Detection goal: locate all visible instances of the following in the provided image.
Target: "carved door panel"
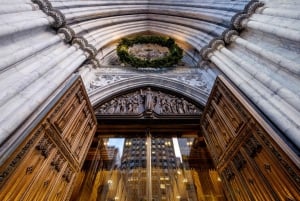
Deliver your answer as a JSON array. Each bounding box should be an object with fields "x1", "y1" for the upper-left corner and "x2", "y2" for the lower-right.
[
  {"x1": 202, "y1": 76, "x2": 300, "y2": 201},
  {"x1": 0, "y1": 76, "x2": 97, "y2": 201}
]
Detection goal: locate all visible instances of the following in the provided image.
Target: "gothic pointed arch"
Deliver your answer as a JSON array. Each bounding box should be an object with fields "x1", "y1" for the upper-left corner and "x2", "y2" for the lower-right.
[
  {"x1": 89, "y1": 75, "x2": 210, "y2": 109},
  {"x1": 94, "y1": 86, "x2": 203, "y2": 119}
]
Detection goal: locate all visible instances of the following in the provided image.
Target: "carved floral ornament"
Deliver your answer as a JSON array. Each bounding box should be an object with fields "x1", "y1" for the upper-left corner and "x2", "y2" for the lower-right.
[{"x1": 95, "y1": 88, "x2": 202, "y2": 116}]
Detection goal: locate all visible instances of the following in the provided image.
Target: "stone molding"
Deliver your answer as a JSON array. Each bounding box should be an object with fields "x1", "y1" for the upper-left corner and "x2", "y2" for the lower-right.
[
  {"x1": 85, "y1": 59, "x2": 101, "y2": 69},
  {"x1": 57, "y1": 26, "x2": 75, "y2": 43},
  {"x1": 72, "y1": 37, "x2": 88, "y2": 50},
  {"x1": 231, "y1": 13, "x2": 249, "y2": 31},
  {"x1": 200, "y1": 0, "x2": 264, "y2": 60},
  {"x1": 32, "y1": 0, "x2": 65, "y2": 28},
  {"x1": 32, "y1": 0, "x2": 99, "y2": 66},
  {"x1": 199, "y1": 45, "x2": 213, "y2": 61},
  {"x1": 222, "y1": 30, "x2": 239, "y2": 44},
  {"x1": 244, "y1": 0, "x2": 265, "y2": 15}
]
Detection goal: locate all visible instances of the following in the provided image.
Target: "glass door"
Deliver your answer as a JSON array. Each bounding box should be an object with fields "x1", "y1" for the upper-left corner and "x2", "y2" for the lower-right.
[{"x1": 79, "y1": 133, "x2": 226, "y2": 201}]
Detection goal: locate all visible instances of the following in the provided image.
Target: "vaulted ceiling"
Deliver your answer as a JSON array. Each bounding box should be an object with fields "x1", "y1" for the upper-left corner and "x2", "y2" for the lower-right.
[{"x1": 47, "y1": 0, "x2": 250, "y2": 65}]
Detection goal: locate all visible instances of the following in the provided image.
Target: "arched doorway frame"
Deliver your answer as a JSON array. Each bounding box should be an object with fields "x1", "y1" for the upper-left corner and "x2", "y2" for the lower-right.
[{"x1": 89, "y1": 75, "x2": 209, "y2": 109}]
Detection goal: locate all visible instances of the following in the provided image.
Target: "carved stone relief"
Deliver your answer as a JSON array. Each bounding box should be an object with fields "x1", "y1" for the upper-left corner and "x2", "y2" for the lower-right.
[
  {"x1": 95, "y1": 88, "x2": 201, "y2": 116},
  {"x1": 88, "y1": 67, "x2": 213, "y2": 93}
]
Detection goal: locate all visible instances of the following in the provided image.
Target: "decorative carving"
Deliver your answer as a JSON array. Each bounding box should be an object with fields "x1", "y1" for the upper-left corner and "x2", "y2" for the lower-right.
[
  {"x1": 58, "y1": 26, "x2": 75, "y2": 42},
  {"x1": 51, "y1": 153, "x2": 66, "y2": 172},
  {"x1": 72, "y1": 37, "x2": 88, "y2": 50},
  {"x1": 198, "y1": 0, "x2": 264, "y2": 60},
  {"x1": 244, "y1": 0, "x2": 265, "y2": 15},
  {"x1": 200, "y1": 45, "x2": 213, "y2": 60},
  {"x1": 222, "y1": 29, "x2": 239, "y2": 44},
  {"x1": 213, "y1": 90, "x2": 222, "y2": 104},
  {"x1": 232, "y1": 152, "x2": 246, "y2": 171},
  {"x1": 35, "y1": 136, "x2": 54, "y2": 158},
  {"x1": 143, "y1": 87, "x2": 154, "y2": 111},
  {"x1": 71, "y1": 37, "x2": 98, "y2": 59},
  {"x1": 95, "y1": 88, "x2": 201, "y2": 116},
  {"x1": 32, "y1": 0, "x2": 66, "y2": 28},
  {"x1": 255, "y1": 127, "x2": 300, "y2": 187},
  {"x1": 76, "y1": 90, "x2": 84, "y2": 103},
  {"x1": 209, "y1": 39, "x2": 225, "y2": 50},
  {"x1": 32, "y1": 0, "x2": 52, "y2": 13},
  {"x1": 243, "y1": 135, "x2": 262, "y2": 157},
  {"x1": 0, "y1": 77, "x2": 96, "y2": 200},
  {"x1": 48, "y1": 9, "x2": 66, "y2": 28},
  {"x1": 207, "y1": 106, "x2": 214, "y2": 117},
  {"x1": 84, "y1": 45, "x2": 98, "y2": 59},
  {"x1": 231, "y1": 12, "x2": 249, "y2": 30},
  {"x1": 26, "y1": 166, "x2": 34, "y2": 175},
  {"x1": 89, "y1": 69, "x2": 211, "y2": 93},
  {"x1": 0, "y1": 127, "x2": 43, "y2": 187},
  {"x1": 223, "y1": 167, "x2": 235, "y2": 181},
  {"x1": 203, "y1": 76, "x2": 300, "y2": 199},
  {"x1": 62, "y1": 166, "x2": 73, "y2": 183}
]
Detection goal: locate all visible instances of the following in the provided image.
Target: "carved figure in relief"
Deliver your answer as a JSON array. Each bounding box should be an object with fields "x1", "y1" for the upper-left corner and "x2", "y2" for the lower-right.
[
  {"x1": 127, "y1": 100, "x2": 133, "y2": 113},
  {"x1": 107, "y1": 100, "x2": 116, "y2": 114},
  {"x1": 154, "y1": 92, "x2": 162, "y2": 113},
  {"x1": 120, "y1": 97, "x2": 127, "y2": 113},
  {"x1": 115, "y1": 99, "x2": 121, "y2": 113},
  {"x1": 188, "y1": 103, "x2": 197, "y2": 114},
  {"x1": 98, "y1": 104, "x2": 106, "y2": 113},
  {"x1": 96, "y1": 88, "x2": 201, "y2": 116},
  {"x1": 142, "y1": 88, "x2": 153, "y2": 111},
  {"x1": 161, "y1": 96, "x2": 171, "y2": 113},
  {"x1": 171, "y1": 98, "x2": 177, "y2": 113},
  {"x1": 177, "y1": 99, "x2": 184, "y2": 114}
]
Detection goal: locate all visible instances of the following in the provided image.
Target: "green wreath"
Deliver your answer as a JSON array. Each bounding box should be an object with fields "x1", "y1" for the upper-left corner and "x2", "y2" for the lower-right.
[{"x1": 117, "y1": 35, "x2": 183, "y2": 67}]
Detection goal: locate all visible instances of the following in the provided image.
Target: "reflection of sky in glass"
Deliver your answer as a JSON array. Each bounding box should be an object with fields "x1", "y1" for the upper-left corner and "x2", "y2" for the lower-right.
[
  {"x1": 173, "y1": 138, "x2": 183, "y2": 162},
  {"x1": 108, "y1": 138, "x2": 125, "y2": 157}
]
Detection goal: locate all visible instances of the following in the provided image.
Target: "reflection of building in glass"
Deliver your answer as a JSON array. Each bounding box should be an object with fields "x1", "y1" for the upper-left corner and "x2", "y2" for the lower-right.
[
  {"x1": 121, "y1": 138, "x2": 177, "y2": 169},
  {"x1": 178, "y1": 137, "x2": 225, "y2": 201},
  {"x1": 84, "y1": 137, "x2": 225, "y2": 201},
  {"x1": 120, "y1": 138, "x2": 179, "y2": 201},
  {"x1": 100, "y1": 145, "x2": 121, "y2": 169}
]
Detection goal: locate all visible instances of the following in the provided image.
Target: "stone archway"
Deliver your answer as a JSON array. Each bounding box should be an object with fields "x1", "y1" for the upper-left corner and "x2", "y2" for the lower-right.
[
  {"x1": 89, "y1": 74, "x2": 210, "y2": 108},
  {"x1": 94, "y1": 86, "x2": 203, "y2": 119}
]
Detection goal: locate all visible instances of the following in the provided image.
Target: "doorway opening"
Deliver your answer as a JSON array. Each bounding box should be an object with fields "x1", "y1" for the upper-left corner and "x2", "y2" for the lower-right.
[{"x1": 71, "y1": 118, "x2": 227, "y2": 201}]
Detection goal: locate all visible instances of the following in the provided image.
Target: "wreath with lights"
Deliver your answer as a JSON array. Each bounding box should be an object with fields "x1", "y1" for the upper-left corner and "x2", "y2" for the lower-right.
[{"x1": 117, "y1": 35, "x2": 183, "y2": 67}]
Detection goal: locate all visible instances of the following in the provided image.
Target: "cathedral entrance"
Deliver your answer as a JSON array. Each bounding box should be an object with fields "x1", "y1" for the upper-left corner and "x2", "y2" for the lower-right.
[
  {"x1": 72, "y1": 123, "x2": 226, "y2": 201},
  {"x1": 70, "y1": 87, "x2": 227, "y2": 201}
]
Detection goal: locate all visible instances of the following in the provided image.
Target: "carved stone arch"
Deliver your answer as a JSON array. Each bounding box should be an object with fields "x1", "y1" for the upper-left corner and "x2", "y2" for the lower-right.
[
  {"x1": 89, "y1": 75, "x2": 209, "y2": 108},
  {"x1": 93, "y1": 85, "x2": 203, "y2": 119}
]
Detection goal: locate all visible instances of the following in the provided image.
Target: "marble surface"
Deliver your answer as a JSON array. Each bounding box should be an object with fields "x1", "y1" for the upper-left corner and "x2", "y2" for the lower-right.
[{"x1": 1, "y1": 0, "x2": 300, "y2": 156}]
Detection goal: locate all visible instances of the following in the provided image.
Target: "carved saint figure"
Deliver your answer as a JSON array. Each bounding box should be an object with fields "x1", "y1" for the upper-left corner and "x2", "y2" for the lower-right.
[
  {"x1": 177, "y1": 99, "x2": 184, "y2": 114},
  {"x1": 120, "y1": 97, "x2": 127, "y2": 113},
  {"x1": 143, "y1": 87, "x2": 153, "y2": 111},
  {"x1": 182, "y1": 98, "x2": 189, "y2": 113},
  {"x1": 154, "y1": 91, "x2": 162, "y2": 113}
]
